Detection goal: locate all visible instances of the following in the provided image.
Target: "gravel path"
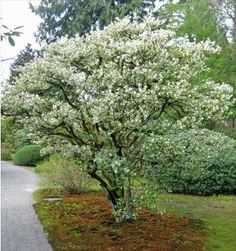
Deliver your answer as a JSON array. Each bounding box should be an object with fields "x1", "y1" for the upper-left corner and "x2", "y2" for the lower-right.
[{"x1": 1, "y1": 161, "x2": 53, "y2": 251}]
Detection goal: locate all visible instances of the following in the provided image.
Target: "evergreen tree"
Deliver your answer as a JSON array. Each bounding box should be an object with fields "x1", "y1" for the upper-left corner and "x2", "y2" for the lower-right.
[
  {"x1": 9, "y1": 44, "x2": 39, "y2": 84},
  {"x1": 30, "y1": 0, "x2": 155, "y2": 44}
]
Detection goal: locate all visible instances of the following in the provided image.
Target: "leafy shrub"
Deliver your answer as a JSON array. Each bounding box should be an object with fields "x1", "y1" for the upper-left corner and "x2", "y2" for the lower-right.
[
  {"x1": 207, "y1": 149, "x2": 236, "y2": 194},
  {"x1": 13, "y1": 145, "x2": 42, "y2": 166},
  {"x1": 145, "y1": 129, "x2": 236, "y2": 195},
  {"x1": 36, "y1": 155, "x2": 91, "y2": 195},
  {"x1": 1, "y1": 148, "x2": 12, "y2": 160},
  {"x1": 1, "y1": 117, "x2": 31, "y2": 152}
]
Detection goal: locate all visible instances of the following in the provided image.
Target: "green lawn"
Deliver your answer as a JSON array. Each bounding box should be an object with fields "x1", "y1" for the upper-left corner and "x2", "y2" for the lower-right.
[{"x1": 144, "y1": 193, "x2": 236, "y2": 251}]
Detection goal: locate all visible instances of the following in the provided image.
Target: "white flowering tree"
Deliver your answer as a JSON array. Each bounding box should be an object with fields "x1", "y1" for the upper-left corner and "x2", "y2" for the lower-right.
[{"x1": 2, "y1": 16, "x2": 233, "y2": 222}]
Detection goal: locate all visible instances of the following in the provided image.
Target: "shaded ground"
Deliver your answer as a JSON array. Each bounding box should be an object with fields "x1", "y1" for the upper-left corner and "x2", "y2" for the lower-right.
[{"x1": 34, "y1": 189, "x2": 205, "y2": 251}]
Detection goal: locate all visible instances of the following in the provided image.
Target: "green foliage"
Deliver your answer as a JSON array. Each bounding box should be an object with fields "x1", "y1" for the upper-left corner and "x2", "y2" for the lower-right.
[
  {"x1": 207, "y1": 149, "x2": 236, "y2": 194},
  {"x1": 36, "y1": 155, "x2": 91, "y2": 195},
  {"x1": 30, "y1": 0, "x2": 155, "y2": 43},
  {"x1": 1, "y1": 117, "x2": 31, "y2": 152},
  {"x1": 145, "y1": 129, "x2": 236, "y2": 195},
  {"x1": 155, "y1": 0, "x2": 236, "y2": 117},
  {"x1": 1, "y1": 117, "x2": 13, "y2": 143},
  {"x1": 157, "y1": 0, "x2": 224, "y2": 43},
  {"x1": 0, "y1": 24, "x2": 23, "y2": 46},
  {"x1": 214, "y1": 127, "x2": 236, "y2": 139},
  {"x1": 1, "y1": 148, "x2": 12, "y2": 161},
  {"x1": 13, "y1": 145, "x2": 43, "y2": 166}
]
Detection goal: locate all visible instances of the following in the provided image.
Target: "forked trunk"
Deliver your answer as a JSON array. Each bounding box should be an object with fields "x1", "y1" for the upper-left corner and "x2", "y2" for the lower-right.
[{"x1": 89, "y1": 172, "x2": 134, "y2": 223}]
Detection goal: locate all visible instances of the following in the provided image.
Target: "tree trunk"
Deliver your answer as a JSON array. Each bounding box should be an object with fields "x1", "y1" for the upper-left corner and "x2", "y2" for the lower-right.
[
  {"x1": 124, "y1": 182, "x2": 133, "y2": 219},
  {"x1": 113, "y1": 183, "x2": 134, "y2": 223},
  {"x1": 88, "y1": 171, "x2": 134, "y2": 223},
  {"x1": 109, "y1": 186, "x2": 134, "y2": 223}
]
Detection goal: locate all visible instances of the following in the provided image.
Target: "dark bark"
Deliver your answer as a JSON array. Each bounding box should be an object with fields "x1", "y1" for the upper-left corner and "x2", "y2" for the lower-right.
[
  {"x1": 88, "y1": 170, "x2": 133, "y2": 223},
  {"x1": 88, "y1": 172, "x2": 118, "y2": 209}
]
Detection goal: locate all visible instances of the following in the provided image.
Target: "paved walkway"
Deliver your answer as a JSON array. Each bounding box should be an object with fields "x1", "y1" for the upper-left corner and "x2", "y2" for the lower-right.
[{"x1": 1, "y1": 161, "x2": 53, "y2": 251}]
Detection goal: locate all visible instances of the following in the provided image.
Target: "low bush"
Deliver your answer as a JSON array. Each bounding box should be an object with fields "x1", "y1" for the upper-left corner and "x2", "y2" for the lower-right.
[
  {"x1": 207, "y1": 149, "x2": 236, "y2": 194},
  {"x1": 36, "y1": 155, "x2": 91, "y2": 195},
  {"x1": 145, "y1": 129, "x2": 236, "y2": 195},
  {"x1": 13, "y1": 145, "x2": 42, "y2": 166}
]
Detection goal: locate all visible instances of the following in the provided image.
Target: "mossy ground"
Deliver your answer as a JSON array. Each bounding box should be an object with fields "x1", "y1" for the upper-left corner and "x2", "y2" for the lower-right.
[
  {"x1": 34, "y1": 189, "x2": 205, "y2": 251},
  {"x1": 34, "y1": 189, "x2": 236, "y2": 251}
]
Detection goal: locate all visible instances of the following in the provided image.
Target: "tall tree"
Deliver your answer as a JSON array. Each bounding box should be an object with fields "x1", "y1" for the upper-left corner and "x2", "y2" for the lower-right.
[
  {"x1": 155, "y1": 0, "x2": 236, "y2": 118},
  {"x1": 156, "y1": 0, "x2": 227, "y2": 43},
  {"x1": 30, "y1": 0, "x2": 155, "y2": 44},
  {"x1": 2, "y1": 17, "x2": 233, "y2": 222}
]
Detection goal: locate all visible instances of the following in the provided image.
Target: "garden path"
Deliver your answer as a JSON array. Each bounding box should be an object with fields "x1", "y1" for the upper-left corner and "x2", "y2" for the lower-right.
[{"x1": 1, "y1": 161, "x2": 53, "y2": 251}]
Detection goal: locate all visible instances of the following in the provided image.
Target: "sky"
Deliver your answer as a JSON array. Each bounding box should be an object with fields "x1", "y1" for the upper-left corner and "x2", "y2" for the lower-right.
[{"x1": 0, "y1": 0, "x2": 41, "y2": 80}]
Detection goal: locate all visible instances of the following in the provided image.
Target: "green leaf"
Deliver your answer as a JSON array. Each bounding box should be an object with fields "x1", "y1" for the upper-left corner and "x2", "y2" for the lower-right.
[
  {"x1": 8, "y1": 36, "x2": 15, "y2": 46},
  {"x1": 14, "y1": 26, "x2": 24, "y2": 30},
  {"x1": 12, "y1": 31, "x2": 22, "y2": 36}
]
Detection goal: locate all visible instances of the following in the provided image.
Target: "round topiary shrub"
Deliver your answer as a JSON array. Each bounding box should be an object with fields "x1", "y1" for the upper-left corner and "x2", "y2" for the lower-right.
[
  {"x1": 145, "y1": 129, "x2": 236, "y2": 195},
  {"x1": 13, "y1": 145, "x2": 42, "y2": 166}
]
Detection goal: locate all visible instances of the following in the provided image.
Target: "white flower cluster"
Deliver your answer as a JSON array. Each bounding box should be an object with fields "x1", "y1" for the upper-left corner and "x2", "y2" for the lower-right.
[{"x1": 2, "y1": 16, "x2": 233, "y2": 180}]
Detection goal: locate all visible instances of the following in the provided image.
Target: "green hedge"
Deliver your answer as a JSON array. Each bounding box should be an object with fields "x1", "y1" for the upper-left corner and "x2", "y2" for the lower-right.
[
  {"x1": 13, "y1": 145, "x2": 42, "y2": 166},
  {"x1": 145, "y1": 129, "x2": 236, "y2": 195},
  {"x1": 151, "y1": 149, "x2": 236, "y2": 195}
]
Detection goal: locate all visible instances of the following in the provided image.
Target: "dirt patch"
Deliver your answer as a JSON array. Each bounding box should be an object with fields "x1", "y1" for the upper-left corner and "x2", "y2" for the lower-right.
[{"x1": 34, "y1": 191, "x2": 205, "y2": 251}]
